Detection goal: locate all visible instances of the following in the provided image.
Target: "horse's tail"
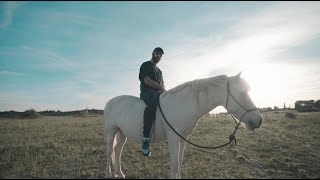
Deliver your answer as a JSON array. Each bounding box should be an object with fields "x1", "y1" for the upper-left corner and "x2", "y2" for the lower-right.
[
  {"x1": 103, "y1": 102, "x2": 108, "y2": 126},
  {"x1": 103, "y1": 100, "x2": 117, "y2": 176},
  {"x1": 103, "y1": 100, "x2": 113, "y2": 139},
  {"x1": 103, "y1": 98, "x2": 120, "y2": 145}
]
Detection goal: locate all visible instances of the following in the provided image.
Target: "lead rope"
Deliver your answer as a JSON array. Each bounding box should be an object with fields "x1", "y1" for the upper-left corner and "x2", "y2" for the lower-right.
[{"x1": 157, "y1": 96, "x2": 238, "y2": 149}]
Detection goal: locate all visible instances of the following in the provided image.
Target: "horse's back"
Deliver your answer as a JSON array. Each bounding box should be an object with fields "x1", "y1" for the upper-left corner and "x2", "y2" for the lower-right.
[{"x1": 104, "y1": 95, "x2": 145, "y2": 112}]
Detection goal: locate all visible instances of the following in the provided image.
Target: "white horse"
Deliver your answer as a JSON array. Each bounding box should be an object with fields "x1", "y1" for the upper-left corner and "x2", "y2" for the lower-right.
[{"x1": 103, "y1": 72, "x2": 262, "y2": 179}]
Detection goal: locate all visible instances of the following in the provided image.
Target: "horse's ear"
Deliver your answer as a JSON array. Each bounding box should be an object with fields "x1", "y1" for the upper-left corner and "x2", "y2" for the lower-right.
[{"x1": 236, "y1": 72, "x2": 242, "y2": 79}]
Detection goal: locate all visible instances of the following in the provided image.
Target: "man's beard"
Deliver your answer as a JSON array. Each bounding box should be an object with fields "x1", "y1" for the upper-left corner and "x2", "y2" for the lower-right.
[{"x1": 152, "y1": 56, "x2": 160, "y2": 64}]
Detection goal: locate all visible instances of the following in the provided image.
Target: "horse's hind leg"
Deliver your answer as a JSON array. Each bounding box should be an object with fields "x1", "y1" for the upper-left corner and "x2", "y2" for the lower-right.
[
  {"x1": 105, "y1": 127, "x2": 117, "y2": 178},
  {"x1": 114, "y1": 129, "x2": 127, "y2": 178}
]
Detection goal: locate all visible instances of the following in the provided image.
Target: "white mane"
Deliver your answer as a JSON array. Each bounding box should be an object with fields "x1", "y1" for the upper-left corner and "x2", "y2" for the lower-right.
[{"x1": 163, "y1": 75, "x2": 229, "y2": 97}]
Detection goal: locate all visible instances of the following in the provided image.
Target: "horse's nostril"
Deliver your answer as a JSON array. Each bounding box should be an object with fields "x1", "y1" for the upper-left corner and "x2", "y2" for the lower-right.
[
  {"x1": 248, "y1": 120, "x2": 255, "y2": 128},
  {"x1": 249, "y1": 117, "x2": 262, "y2": 128}
]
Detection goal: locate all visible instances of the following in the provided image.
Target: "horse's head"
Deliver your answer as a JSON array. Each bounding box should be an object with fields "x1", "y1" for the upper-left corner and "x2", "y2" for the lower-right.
[{"x1": 225, "y1": 72, "x2": 262, "y2": 130}]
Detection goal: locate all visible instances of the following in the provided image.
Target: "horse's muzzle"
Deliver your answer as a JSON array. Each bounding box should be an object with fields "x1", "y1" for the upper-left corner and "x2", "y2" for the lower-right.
[{"x1": 248, "y1": 117, "x2": 262, "y2": 130}]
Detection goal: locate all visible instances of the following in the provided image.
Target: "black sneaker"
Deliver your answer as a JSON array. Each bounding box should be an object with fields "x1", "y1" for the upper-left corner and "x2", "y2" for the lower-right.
[{"x1": 141, "y1": 137, "x2": 151, "y2": 156}]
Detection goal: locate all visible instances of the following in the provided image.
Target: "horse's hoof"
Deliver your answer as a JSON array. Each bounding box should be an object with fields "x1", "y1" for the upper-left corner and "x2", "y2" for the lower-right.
[
  {"x1": 105, "y1": 172, "x2": 113, "y2": 179},
  {"x1": 114, "y1": 173, "x2": 125, "y2": 179}
]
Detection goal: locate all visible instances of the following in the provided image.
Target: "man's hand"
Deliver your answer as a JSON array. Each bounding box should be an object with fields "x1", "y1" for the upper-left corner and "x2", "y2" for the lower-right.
[
  {"x1": 160, "y1": 86, "x2": 166, "y2": 92},
  {"x1": 144, "y1": 76, "x2": 166, "y2": 94},
  {"x1": 157, "y1": 86, "x2": 166, "y2": 94}
]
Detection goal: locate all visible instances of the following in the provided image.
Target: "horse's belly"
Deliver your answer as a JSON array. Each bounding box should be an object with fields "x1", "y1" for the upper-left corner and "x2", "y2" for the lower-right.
[{"x1": 105, "y1": 95, "x2": 167, "y2": 144}]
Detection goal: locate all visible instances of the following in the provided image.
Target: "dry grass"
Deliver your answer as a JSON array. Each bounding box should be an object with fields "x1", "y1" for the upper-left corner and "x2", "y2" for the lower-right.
[{"x1": 1, "y1": 110, "x2": 319, "y2": 179}]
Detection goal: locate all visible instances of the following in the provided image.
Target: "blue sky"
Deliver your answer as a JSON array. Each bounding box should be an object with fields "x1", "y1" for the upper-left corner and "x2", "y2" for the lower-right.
[{"x1": 1, "y1": 1, "x2": 320, "y2": 113}]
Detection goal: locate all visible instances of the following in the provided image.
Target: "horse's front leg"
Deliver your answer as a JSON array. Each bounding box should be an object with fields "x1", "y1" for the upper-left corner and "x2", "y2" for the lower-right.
[
  {"x1": 167, "y1": 131, "x2": 181, "y2": 179},
  {"x1": 177, "y1": 137, "x2": 188, "y2": 179}
]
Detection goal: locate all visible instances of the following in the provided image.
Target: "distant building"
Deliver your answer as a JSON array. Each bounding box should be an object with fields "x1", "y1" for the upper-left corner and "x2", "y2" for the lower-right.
[
  {"x1": 80, "y1": 108, "x2": 89, "y2": 117},
  {"x1": 295, "y1": 100, "x2": 319, "y2": 112}
]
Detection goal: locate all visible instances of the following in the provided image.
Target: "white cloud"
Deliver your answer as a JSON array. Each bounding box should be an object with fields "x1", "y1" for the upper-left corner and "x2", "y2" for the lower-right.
[
  {"x1": 0, "y1": 91, "x2": 59, "y2": 112},
  {"x1": 52, "y1": 12, "x2": 107, "y2": 28},
  {"x1": 0, "y1": 1, "x2": 27, "y2": 29},
  {"x1": 0, "y1": 2, "x2": 17, "y2": 29},
  {"x1": 231, "y1": 2, "x2": 320, "y2": 45},
  {"x1": 0, "y1": 70, "x2": 24, "y2": 76},
  {"x1": 0, "y1": 90, "x2": 103, "y2": 112},
  {"x1": 20, "y1": 45, "x2": 78, "y2": 69}
]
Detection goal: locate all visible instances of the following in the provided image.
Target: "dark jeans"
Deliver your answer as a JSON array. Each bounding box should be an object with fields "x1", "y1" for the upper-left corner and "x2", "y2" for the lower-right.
[{"x1": 140, "y1": 89, "x2": 160, "y2": 138}]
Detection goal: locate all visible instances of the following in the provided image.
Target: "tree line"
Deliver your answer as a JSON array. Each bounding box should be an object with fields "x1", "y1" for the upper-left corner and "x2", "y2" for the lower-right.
[{"x1": 0, "y1": 109, "x2": 103, "y2": 118}]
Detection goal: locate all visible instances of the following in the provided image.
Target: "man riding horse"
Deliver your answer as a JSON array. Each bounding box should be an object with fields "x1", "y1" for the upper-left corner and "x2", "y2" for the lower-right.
[{"x1": 139, "y1": 47, "x2": 166, "y2": 156}]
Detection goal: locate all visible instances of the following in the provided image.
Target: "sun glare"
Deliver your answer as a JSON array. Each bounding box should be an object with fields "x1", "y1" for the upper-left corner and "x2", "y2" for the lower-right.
[{"x1": 242, "y1": 63, "x2": 295, "y2": 108}]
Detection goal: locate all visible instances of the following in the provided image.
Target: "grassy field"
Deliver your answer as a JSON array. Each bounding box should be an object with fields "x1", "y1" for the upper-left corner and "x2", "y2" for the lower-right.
[{"x1": 1, "y1": 110, "x2": 320, "y2": 179}]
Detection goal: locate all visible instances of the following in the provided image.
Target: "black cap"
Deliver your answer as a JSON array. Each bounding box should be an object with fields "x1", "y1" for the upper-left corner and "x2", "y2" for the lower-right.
[{"x1": 153, "y1": 47, "x2": 164, "y2": 54}]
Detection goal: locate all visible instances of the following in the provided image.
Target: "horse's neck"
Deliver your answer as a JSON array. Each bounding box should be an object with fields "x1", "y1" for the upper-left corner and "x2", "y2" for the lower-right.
[
  {"x1": 161, "y1": 78, "x2": 227, "y2": 122},
  {"x1": 193, "y1": 82, "x2": 226, "y2": 119}
]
